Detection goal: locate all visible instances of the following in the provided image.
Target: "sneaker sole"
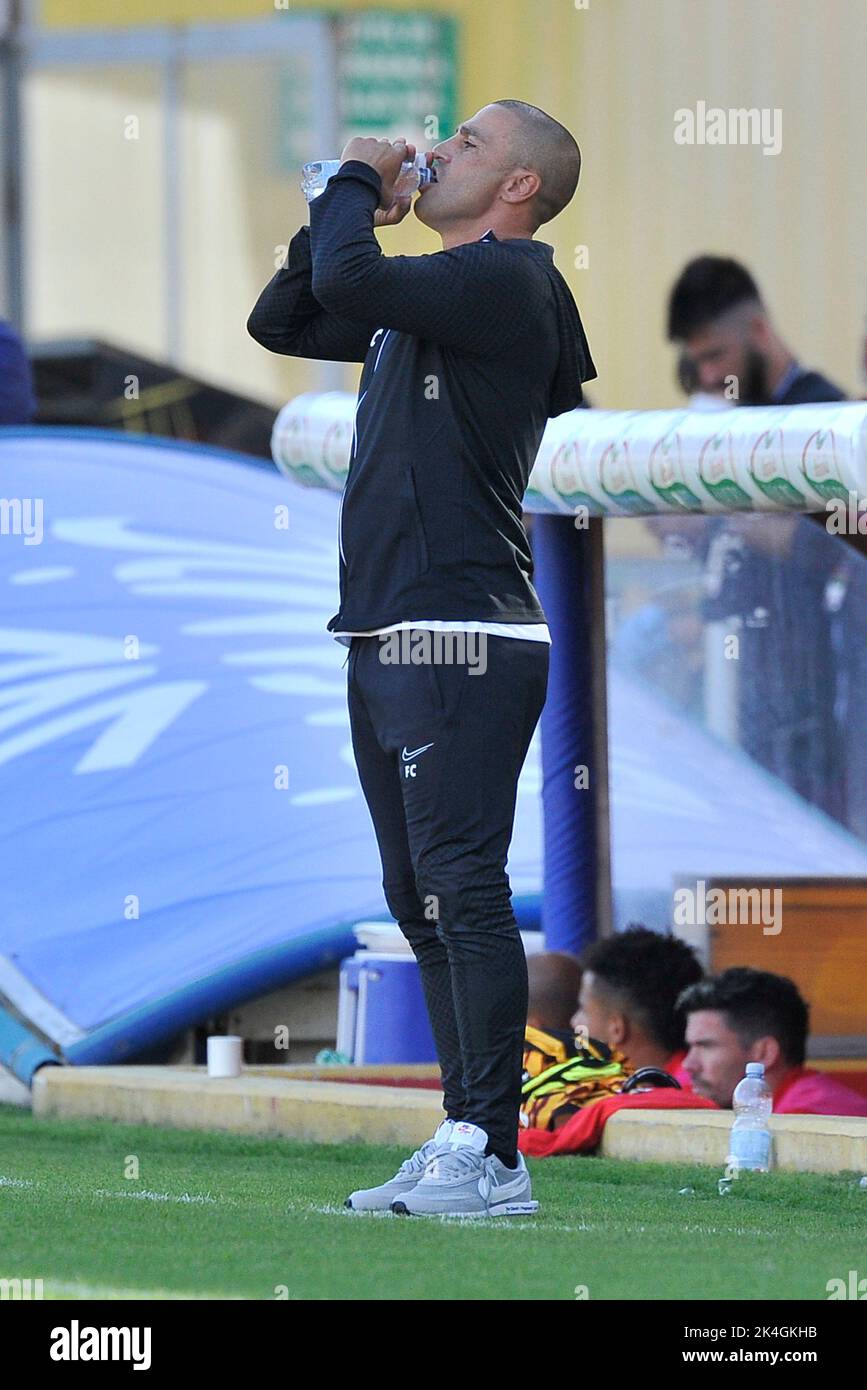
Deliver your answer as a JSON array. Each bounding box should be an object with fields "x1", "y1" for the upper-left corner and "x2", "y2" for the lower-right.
[
  {"x1": 391, "y1": 1198, "x2": 539, "y2": 1218},
  {"x1": 344, "y1": 1191, "x2": 410, "y2": 1212}
]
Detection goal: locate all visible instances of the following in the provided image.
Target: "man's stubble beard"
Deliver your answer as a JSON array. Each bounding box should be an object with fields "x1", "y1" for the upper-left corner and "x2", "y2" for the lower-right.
[{"x1": 739, "y1": 346, "x2": 773, "y2": 405}]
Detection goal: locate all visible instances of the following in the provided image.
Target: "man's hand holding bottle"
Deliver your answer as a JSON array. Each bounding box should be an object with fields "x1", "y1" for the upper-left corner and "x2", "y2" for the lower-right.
[{"x1": 338, "y1": 136, "x2": 435, "y2": 226}]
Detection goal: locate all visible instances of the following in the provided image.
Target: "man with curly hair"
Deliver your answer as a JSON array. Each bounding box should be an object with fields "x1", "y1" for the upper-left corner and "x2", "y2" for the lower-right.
[{"x1": 574, "y1": 925, "x2": 704, "y2": 1084}]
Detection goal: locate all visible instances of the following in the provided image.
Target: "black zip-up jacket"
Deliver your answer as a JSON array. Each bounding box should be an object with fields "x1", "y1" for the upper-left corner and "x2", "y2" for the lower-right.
[{"x1": 247, "y1": 160, "x2": 596, "y2": 633}]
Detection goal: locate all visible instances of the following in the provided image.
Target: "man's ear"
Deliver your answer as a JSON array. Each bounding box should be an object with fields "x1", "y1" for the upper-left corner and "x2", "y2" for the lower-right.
[
  {"x1": 608, "y1": 1012, "x2": 627, "y2": 1048},
  {"x1": 501, "y1": 169, "x2": 541, "y2": 206},
  {"x1": 749, "y1": 311, "x2": 772, "y2": 350},
  {"x1": 751, "y1": 1035, "x2": 781, "y2": 1071}
]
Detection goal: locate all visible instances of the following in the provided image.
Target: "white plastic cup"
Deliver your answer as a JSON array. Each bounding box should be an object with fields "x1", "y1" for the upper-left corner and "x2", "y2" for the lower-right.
[{"x1": 207, "y1": 1035, "x2": 242, "y2": 1078}]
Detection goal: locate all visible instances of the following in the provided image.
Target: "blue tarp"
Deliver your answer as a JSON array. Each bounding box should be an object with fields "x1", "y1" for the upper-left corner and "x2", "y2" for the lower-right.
[{"x1": 0, "y1": 428, "x2": 544, "y2": 1075}]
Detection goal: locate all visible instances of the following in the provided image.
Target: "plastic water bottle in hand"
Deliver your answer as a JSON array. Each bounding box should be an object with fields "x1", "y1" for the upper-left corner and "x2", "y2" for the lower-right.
[
  {"x1": 727, "y1": 1061, "x2": 772, "y2": 1172},
  {"x1": 301, "y1": 153, "x2": 433, "y2": 204}
]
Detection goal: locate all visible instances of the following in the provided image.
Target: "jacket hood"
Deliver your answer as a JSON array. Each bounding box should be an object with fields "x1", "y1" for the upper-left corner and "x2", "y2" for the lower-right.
[{"x1": 485, "y1": 233, "x2": 597, "y2": 416}]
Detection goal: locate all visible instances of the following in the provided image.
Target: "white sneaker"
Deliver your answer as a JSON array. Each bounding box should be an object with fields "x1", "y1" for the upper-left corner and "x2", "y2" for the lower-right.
[
  {"x1": 344, "y1": 1119, "x2": 456, "y2": 1212},
  {"x1": 391, "y1": 1121, "x2": 539, "y2": 1218}
]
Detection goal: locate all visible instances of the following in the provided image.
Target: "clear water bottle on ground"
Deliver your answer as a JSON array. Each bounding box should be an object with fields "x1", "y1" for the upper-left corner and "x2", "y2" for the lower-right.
[
  {"x1": 301, "y1": 153, "x2": 433, "y2": 203},
  {"x1": 727, "y1": 1061, "x2": 772, "y2": 1172}
]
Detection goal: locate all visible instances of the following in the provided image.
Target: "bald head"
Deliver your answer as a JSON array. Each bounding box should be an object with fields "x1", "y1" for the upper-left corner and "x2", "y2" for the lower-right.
[
  {"x1": 527, "y1": 951, "x2": 582, "y2": 1032},
  {"x1": 493, "y1": 99, "x2": 582, "y2": 227}
]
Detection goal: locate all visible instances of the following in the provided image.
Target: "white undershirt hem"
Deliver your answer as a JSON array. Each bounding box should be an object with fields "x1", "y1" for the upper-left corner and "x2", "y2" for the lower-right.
[{"x1": 332, "y1": 619, "x2": 551, "y2": 648}]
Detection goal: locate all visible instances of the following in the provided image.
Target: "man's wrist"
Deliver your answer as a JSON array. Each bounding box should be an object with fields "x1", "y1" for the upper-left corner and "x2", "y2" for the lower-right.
[{"x1": 331, "y1": 160, "x2": 383, "y2": 197}]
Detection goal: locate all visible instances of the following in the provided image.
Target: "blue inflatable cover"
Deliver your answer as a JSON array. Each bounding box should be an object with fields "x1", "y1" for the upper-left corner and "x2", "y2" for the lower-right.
[{"x1": 0, "y1": 427, "x2": 546, "y2": 1074}]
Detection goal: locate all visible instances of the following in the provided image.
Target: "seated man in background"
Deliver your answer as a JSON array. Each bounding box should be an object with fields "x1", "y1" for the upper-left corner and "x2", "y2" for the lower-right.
[
  {"x1": 522, "y1": 950, "x2": 632, "y2": 1132},
  {"x1": 667, "y1": 254, "x2": 846, "y2": 406},
  {"x1": 0, "y1": 319, "x2": 36, "y2": 425},
  {"x1": 573, "y1": 925, "x2": 704, "y2": 1086},
  {"x1": 678, "y1": 967, "x2": 867, "y2": 1116},
  {"x1": 527, "y1": 950, "x2": 582, "y2": 1037}
]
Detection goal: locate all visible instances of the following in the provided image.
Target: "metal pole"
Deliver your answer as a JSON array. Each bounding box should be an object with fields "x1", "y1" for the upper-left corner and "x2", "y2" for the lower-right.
[
  {"x1": 0, "y1": 0, "x2": 24, "y2": 329},
  {"x1": 162, "y1": 35, "x2": 182, "y2": 363},
  {"x1": 535, "y1": 513, "x2": 613, "y2": 953}
]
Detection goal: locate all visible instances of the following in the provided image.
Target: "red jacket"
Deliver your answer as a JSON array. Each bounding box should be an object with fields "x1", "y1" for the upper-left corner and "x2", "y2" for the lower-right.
[
  {"x1": 518, "y1": 1088, "x2": 718, "y2": 1157},
  {"x1": 772, "y1": 1066, "x2": 867, "y2": 1117},
  {"x1": 666, "y1": 1049, "x2": 692, "y2": 1088}
]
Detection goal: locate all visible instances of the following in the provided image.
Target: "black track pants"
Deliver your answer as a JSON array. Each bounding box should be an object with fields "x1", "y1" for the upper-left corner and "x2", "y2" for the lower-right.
[{"x1": 346, "y1": 630, "x2": 549, "y2": 1156}]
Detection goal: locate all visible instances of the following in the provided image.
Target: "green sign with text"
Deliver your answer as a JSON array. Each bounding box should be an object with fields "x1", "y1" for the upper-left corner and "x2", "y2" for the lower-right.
[
  {"x1": 338, "y1": 10, "x2": 458, "y2": 144},
  {"x1": 277, "y1": 9, "x2": 458, "y2": 173}
]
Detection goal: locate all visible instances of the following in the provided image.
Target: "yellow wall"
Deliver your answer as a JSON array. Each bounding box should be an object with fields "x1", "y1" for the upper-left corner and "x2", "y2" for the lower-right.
[
  {"x1": 30, "y1": 0, "x2": 866, "y2": 409},
  {"x1": 41, "y1": 0, "x2": 496, "y2": 27},
  {"x1": 41, "y1": 0, "x2": 272, "y2": 22},
  {"x1": 26, "y1": 68, "x2": 167, "y2": 359}
]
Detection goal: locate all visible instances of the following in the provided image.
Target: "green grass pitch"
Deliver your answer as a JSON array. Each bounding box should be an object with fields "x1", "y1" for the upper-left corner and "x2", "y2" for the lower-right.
[{"x1": 1, "y1": 1104, "x2": 864, "y2": 1300}]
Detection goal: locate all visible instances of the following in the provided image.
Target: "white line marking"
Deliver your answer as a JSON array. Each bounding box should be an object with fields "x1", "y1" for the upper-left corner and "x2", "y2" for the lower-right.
[
  {"x1": 42, "y1": 1279, "x2": 245, "y2": 1301},
  {"x1": 91, "y1": 1189, "x2": 222, "y2": 1205}
]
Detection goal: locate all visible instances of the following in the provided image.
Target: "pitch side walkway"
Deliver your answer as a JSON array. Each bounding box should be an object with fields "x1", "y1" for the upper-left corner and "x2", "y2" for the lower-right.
[{"x1": 26, "y1": 1064, "x2": 867, "y2": 1174}]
